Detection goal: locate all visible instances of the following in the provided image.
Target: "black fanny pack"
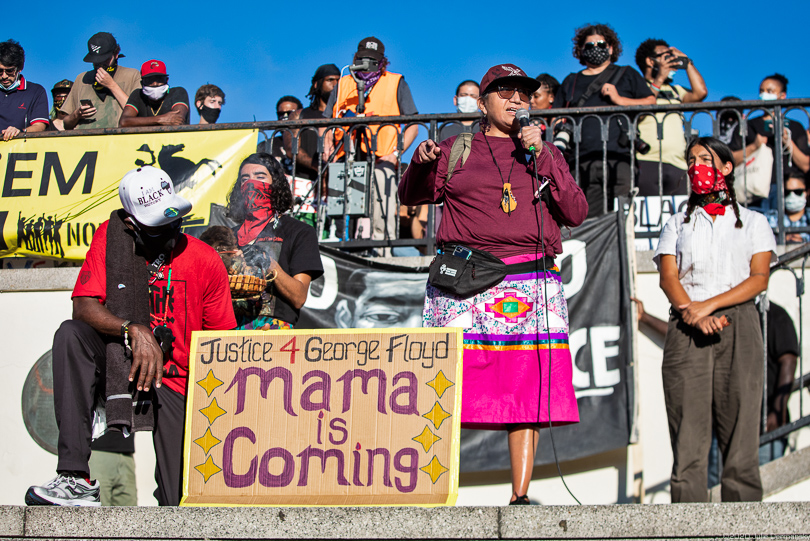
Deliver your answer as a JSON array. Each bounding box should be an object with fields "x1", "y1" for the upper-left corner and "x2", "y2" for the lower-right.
[{"x1": 428, "y1": 244, "x2": 555, "y2": 298}]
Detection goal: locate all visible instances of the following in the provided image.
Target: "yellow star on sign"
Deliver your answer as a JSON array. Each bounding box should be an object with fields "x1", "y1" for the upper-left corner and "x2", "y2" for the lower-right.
[
  {"x1": 420, "y1": 456, "x2": 449, "y2": 484},
  {"x1": 426, "y1": 370, "x2": 454, "y2": 399},
  {"x1": 193, "y1": 427, "x2": 222, "y2": 455},
  {"x1": 422, "y1": 401, "x2": 452, "y2": 430},
  {"x1": 195, "y1": 455, "x2": 222, "y2": 483},
  {"x1": 199, "y1": 397, "x2": 227, "y2": 426},
  {"x1": 196, "y1": 369, "x2": 223, "y2": 397},
  {"x1": 412, "y1": 426, "x2": 441, "y2": 453}
]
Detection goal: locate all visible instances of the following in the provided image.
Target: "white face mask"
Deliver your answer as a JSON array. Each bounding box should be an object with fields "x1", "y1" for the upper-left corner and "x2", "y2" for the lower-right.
[
  {"x1": 0, "y1": 73, "x2": 21, "y2": 92},
  {"x1": 785, "y1": 192, "x2": 806, "y2": 213},
  {"x1": 456, "y1": 95, "x2": 479, "y2": 114},
  {"x1": 760, "y1": 92, "x2": 779, "y2": 101},
  {"x1": 142, "y1": 84, "x2": 169, "y2": 101}
]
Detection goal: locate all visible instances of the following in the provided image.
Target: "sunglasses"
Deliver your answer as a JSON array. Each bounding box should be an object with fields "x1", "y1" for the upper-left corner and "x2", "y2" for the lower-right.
[
  {"x1": 787, "y1": 189, "x2": 806, "y2": 196},
  {"x1": 0, "y1": 67, "x2": 18, "y2": 76},
  {"x1": 492, "y1": 86, "x2": 530, "y2": 103},
  {"x1": 583, "y1": 40, "x2": 608, "y2": 51},
  {"x1": 277, "y1": 111, "x2": 293, "y2": 120}
]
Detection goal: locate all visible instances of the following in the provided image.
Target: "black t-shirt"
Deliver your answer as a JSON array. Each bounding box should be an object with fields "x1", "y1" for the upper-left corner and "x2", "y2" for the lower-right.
[
  {"x1": 91, "y1": 430, "x2": 135, "y2": 454},
  {"x1": 766, "y1": 302, "x2": 799, "y2": 418},
  {"x1": 125, "y1": 87, "x2": 190, "y2": 123},
  {"x1": 298, "y1": 105, "x2": 327, "y2": 179},
  {"x1": 728, "y1": 116, "x2": 809, "y2": 183},
  {"x1": 555, "y1": 65, "x2": 652, "y2": 157},
  {"x1": 234, "y1": 215, "x2": 324, "y2": 326}
]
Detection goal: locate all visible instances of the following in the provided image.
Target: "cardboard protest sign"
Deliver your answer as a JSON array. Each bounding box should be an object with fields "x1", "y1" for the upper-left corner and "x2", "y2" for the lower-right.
[{"x1": 181, "y1": 328, "x2": 463, "y2": 506}]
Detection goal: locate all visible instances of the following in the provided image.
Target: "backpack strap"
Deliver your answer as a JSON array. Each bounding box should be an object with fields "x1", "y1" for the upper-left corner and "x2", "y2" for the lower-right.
[{"x1": 445, "y1": 132, "x2": 473, "y2": 185}]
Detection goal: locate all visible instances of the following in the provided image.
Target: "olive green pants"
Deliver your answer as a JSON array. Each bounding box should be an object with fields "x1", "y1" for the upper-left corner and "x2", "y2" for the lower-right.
[
  {"x1": 89, "y1": 451, "x2": 137, "y2": 506},
  {"x1": 662, "y1": 301, "x2": 764, "y2": 502}
]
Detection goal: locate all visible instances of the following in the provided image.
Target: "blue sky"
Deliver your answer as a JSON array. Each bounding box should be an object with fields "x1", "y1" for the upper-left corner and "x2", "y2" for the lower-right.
[{"x1": 9, "y1": 1, "x2": 809, "y2": 131}]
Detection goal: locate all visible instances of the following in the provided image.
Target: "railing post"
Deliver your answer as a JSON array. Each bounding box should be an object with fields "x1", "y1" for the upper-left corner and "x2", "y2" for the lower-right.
[{"x1": 774, "y1": 106, "x2": 786, "y2": 245}]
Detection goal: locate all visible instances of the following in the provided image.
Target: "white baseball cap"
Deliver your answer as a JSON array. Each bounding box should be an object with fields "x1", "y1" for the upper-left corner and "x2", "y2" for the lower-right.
[{"x1": 118, "y1": 166, "x2": 192, "y2": 227}]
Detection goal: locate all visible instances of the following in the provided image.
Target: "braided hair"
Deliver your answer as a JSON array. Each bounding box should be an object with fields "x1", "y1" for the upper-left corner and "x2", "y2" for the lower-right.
[{"x1": 683, "y1": 137, "x2": 743, "y2": 228}]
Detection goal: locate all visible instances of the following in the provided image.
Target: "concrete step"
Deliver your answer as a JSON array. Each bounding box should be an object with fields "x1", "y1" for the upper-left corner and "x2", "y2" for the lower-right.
[{"x1": 2, "y1": 502, "x2": 808, "y2": 540}]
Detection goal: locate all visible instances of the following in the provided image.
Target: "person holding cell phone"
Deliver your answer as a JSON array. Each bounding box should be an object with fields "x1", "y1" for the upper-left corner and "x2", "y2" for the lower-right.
[
  {"x1": 654, "y1": 136, "x2": 777, "y2": 503},
  {"x1": 57, "y1": 32, "x2": 141, "y2": 130},
  {"x1": 728, "y1": 74, "x2": 810, "y2": 209}
]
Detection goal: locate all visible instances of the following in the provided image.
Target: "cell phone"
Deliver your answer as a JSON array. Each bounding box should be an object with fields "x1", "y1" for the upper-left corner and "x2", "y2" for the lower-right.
[
  {"x1": 763, "y1": 119, "x2": 773, "y2": 134},
  {"x1": 667, "y1": 56, "x2": 690, "y2": 70},
  {"x1": 80, "y1": 99, "x2": 93, "y2": 107},
  {"x1": 452, "y1": 246, "x2": 473, "y2": 261}
]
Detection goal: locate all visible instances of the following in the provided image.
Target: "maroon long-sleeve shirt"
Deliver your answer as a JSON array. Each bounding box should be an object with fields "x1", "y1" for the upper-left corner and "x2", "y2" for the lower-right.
[{"x1": 399, "y1": 133, "x2": 588, "y2": 258}]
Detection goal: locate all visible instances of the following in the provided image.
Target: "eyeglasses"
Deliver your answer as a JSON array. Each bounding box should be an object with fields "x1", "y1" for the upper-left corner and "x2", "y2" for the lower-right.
[
  {"x1": 492, "y1": 86, "x2": 530, "y2": 103},
  {"x1": 787, "y1": 189, "x2": 806, "y2": 196},
  {"x1": 583, "y1": 40, "x2": 608, "y2": 51},
  {"x1": 277, "y1": 111, "x2": 293, "y2": 120},
  {"x1": 0, "y1": 67, "x2": 18, "y2": 76}
]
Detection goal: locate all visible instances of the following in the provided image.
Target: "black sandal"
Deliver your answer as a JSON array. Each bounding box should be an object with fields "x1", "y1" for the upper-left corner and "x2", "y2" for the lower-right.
[{"x1": 509, "y1": 495, "x2": 531, "y2": 505}]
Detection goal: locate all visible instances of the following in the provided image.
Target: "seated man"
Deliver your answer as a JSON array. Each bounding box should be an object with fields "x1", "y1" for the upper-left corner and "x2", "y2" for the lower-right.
[
  {"x1": 194, "y1": 84, "x2": 225, "y2": 125},
  {"x1": 120, "y1": 60, "x2": 189, "y2": 127},
  {"x1": 0, "y1": 39, "x2": 49, "y2": 140},
  {"x1": 26, "y1": 166, "x2": 235, "y2": 506}
]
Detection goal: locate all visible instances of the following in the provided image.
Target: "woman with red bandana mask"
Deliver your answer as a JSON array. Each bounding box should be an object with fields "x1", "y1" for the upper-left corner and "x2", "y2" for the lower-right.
[
  {"x1": 653, "y1": 136, "x2": 777, "y2": 503},
  {"x1": 224, "y1": 153, "x2": 323, "y2": 330}
]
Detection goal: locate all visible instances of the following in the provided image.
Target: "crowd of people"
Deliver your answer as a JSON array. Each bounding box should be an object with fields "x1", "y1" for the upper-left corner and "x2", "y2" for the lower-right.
[
  {"x1": 6, "y1": 24, "x2": 802, "y2": 509},
  {"x1": 2, "y1": 26, "x2": 808, "y2": 248}
]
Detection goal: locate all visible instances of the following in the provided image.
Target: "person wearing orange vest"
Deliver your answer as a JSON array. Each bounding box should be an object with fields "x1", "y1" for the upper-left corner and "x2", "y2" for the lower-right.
[{"x1": 325, "y1": 37, "x2": 419, "y2": 256}]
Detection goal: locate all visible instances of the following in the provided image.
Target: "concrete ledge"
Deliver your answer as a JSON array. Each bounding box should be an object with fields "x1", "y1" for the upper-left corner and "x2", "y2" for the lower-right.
[
  {"x1": 0, "y1": 268, "x2": 78, "y2": 292},
  {"x1": 22, "y1": 506, "x2": 498, "y2": 540},
  {"x1": 8, "y1": 502, "x2": 810, "y2": 540},
  {"x1": 0, "y1": 506, "x2": 24, "y2": 537}
]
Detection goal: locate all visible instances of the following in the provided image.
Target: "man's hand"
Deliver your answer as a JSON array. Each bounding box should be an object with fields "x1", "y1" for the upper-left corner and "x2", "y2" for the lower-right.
[
  {"x1": 2, "y1": 126, "x2": 20, "y2": 141},
  {"x1": 787, "y1": 232, "x2": 804, "y2": 243},
  {"x1": 378, "y1": 152, "x2": 399, "y2": 164},
  {"x1": 95, "y1": 68, "x2": 121, "y2": 92},
  {"x1": 416, "y1": 139, "x2": 441, "y2": 163},
  {"x1": 78, "y1": 104, "x2": 97, "y2": 118},
  {"x1": 601, "y1": 83, "x2": 620, "y2": 104},
  {"x1": 128, "y1": 323, "x2": 164, "y2": 392},
  {"x1": 679, "y1": 300, "x2": 716, "y2": 326},
  {"x1": 157, "y1": 108, "x2": 185, "y2": 126},
  {"x1": 518, "y1": 125, "x2": 543, "y2": 153}
]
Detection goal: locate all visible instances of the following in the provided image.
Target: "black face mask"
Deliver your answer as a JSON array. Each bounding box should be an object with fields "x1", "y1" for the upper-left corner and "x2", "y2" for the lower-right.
[
  {"x1": 581, "y1": 47, "x2": 611, "y2": 67},
  {"x1": 92, "y1": 61, "x2": 118, "y2": 92},
  {"x1": 199, "y1": 105, "x2": 221, "y2": 123},
  {"x1": 130, "y1": 219, "x2": 182, "y2": 258}
]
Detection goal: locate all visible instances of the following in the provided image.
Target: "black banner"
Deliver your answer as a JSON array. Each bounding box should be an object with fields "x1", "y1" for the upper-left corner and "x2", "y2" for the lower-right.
[{"x1": 299, "y1": 211, "x2": 633, "y2": 470}]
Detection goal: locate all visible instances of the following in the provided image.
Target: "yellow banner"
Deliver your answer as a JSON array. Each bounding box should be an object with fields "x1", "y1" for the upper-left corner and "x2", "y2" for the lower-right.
[
  {"x1": 182, "y1": 328, "x2": 463, "y2": 507},
  {"x1": 0, "y1": 129, "x2": 259, "y2": 260}
]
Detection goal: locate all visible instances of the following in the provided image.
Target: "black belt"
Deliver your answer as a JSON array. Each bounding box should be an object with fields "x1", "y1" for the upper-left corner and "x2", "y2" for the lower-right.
[{"x1": 505, "y1": 257, "x2": 556, "y2": 274}]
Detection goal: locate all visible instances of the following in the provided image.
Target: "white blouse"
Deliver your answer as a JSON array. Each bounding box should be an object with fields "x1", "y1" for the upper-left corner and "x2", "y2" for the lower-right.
[{"x1": 653, "y1": 206, "x2": 777, "y2": 303}]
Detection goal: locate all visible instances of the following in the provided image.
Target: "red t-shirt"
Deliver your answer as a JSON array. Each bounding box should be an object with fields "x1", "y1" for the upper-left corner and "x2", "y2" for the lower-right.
[{"x1": 73, "y1": 221, "x2": 236, "y2": 395}]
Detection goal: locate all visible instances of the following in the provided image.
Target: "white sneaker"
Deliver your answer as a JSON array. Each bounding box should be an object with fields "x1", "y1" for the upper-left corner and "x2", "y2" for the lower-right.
[{"x1": 25, "y1": 474, "x2": 101, "y2": 507}]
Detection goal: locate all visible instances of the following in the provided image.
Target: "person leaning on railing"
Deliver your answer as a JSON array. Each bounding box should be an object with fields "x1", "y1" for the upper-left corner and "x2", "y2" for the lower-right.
[
  {"x1": 634, "y1": 38, "x2": 708, "y2": 196},
  {"x1": 654, "y1": 136, "x2": 777, "y2": 503},
  {"x1": 554, "y1": 23, "x2": 655, "y2": 218},
  {"x1": 400, "y1": 64, "x2": 588, "y2": 506}
]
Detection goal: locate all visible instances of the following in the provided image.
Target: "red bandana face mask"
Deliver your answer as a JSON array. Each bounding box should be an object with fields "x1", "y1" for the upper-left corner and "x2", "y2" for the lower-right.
[
  {"x1": 688, "y1": 163, "x2": 728, "y2": 195},
  {"x1": 237, "y1": 179, "x2": 274, "y2": 245}
]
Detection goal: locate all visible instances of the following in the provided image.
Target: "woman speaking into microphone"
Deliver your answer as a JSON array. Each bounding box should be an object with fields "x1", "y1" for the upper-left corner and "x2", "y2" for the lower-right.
[{"x1": 399, "y1": 64, "x2": 588, "y2": 504}]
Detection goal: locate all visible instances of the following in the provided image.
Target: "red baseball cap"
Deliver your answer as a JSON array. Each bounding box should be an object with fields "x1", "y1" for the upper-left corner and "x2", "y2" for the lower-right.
[
  {"x1": 141, "y1": 59, "x2": 168, "y2": 78},
  {"x1": 479, "y1": 64, "x2": 540, "y2": 95}
]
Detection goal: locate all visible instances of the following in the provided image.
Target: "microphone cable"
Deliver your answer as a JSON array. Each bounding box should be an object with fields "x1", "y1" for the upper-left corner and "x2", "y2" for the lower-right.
[{"x1": 530, "y1": 146, "x2": 582, "y2": 506}]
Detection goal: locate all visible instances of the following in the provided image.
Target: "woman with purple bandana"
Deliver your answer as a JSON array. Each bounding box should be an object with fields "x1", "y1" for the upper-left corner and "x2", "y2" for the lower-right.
[{"x1": 400, "y1": 64, "x2": 588, "y2": 505}]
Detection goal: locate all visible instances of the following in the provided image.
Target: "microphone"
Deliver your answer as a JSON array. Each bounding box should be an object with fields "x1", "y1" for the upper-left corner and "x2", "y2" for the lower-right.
[{"x1": 515, "y1": 108, "x2": 535, "y2": 153}]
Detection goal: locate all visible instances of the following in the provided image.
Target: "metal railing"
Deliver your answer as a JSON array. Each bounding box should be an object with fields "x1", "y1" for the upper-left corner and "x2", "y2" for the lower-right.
[
  {"x1": 761, "y1": 242, "x2": 810, "y2": 446},
  {"x1": 20, "y1": 98, "x2": 810, "y2": 250}
]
